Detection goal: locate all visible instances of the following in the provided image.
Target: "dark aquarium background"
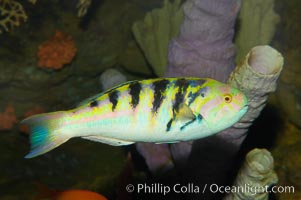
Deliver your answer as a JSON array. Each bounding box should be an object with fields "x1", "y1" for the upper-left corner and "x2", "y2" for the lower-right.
[{"x1": 0, "y1": 0, "x2": 300, "y2": 199}]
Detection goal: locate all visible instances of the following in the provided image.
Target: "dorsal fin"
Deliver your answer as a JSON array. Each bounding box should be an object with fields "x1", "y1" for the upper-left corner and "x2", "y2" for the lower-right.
[{"x1": 76, "y1": 80, "x2": 137, "y2": 107}]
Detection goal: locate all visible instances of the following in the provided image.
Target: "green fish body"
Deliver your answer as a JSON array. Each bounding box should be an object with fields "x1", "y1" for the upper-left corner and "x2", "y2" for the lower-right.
[{"x1": 22, "y1": 78, "x2": 248, "y2": 158}]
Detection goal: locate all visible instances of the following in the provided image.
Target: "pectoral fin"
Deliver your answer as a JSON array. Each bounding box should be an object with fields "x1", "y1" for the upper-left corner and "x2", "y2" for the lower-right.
[
  {"x1": 166, "y1": 103, "x2": 198, "y2": 132},
  {"x1": 175, "y1": 103, "x2": 195, "y2": 121},
  {"x1": 82, "y1": 135, "x2": 134, "y2": 146}
]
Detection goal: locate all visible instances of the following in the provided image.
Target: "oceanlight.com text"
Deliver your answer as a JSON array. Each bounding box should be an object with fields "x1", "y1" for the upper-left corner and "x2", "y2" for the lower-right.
[{"x1": 208, "y1": 184, "x2": 295, "y2": 195}]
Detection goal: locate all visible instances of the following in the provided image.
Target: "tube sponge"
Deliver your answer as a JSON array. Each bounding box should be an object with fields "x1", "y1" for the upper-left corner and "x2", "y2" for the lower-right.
[
  {"x1": 172, "y1": 46, "x2": 284, "y2": 194},
  {"x1": 221, "y1": 45, "x2": 284, "y2": 144},
  {"x1": 223, "y1": 148, "x2": 278, "y2": 200}
]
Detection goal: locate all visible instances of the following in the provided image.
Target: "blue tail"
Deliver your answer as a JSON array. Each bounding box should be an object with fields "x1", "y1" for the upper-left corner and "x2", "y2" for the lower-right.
[{"x1": 21, "y1": 111, "x2": 69, "y2": 158}]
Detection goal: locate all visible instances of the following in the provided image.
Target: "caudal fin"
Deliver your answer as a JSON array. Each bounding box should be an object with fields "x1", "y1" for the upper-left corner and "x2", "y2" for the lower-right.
[{"x1": 21, "y1": 111, "x2": 69, "y2": 158}]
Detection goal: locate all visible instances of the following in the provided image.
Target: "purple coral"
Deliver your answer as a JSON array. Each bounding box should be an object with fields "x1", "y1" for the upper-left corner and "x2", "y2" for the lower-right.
[{"x1": 166, "y1": 0, "x2": 241, "y2": 82}]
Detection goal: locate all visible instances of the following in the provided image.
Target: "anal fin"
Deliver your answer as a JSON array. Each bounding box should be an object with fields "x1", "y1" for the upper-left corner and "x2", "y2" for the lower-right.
[
  {"x1": 82, "y1": 135, "x2": 134, "y2": 146},
  {"x1": 155, "y1": 141, "x2": 178, "y2": 144}
]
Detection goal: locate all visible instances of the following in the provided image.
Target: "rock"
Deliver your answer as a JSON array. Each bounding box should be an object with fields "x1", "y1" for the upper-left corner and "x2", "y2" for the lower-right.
[
  {"x1": 277, "y1": 83, "x2": 301, "y2": 128},
  {"x1": 280, "y1": 48, "x2": 301, "y2": 86},
  {"x1": 269, "y1": 108, "x2": 301, "y2": 200},
  {"x1": 12, "y1": 65, "x2": 71, "y2": 90},
  {"x1": 117, "y1": 40, "x2": 152, "y2": 76},
  {"x1": 136, "y1": 143, "x2": 174, "y2": 174},
  {"x1": 73, "y1": 0, "x2": 143, "y2": 76},
  {"x1": 73, "y1": 32, "x2": 120, "y2": 75},
  {"x1": 99, "y1": 68, "x2": 127, "y2": 90},
  {"x1": 0, "y1": 63, "x2": 16, "y2": 84},
  {"x1": 277, "y1": 48, "x2": 301, "y2": 127}
]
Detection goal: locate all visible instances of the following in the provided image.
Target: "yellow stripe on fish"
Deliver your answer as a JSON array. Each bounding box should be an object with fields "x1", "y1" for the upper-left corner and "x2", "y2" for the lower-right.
[{"x1": 21, "y1": 78, "x2": 248, "y2": 158}]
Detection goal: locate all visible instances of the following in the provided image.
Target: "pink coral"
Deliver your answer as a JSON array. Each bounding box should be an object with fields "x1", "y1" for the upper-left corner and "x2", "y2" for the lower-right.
[{"x1": 0, "y1": 104, "x2": 17, "y2": 130}]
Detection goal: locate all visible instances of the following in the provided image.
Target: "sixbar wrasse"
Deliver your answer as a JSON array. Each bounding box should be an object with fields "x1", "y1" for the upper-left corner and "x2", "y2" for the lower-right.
[{"x1": 22, "y1": 78, "x2": 248, "y2": 158}]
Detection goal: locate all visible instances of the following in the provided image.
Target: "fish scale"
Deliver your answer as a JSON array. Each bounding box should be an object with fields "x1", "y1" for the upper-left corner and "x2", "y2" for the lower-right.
[{"x1": 22, "y1": 78, "x2": 248, "y2": 158}]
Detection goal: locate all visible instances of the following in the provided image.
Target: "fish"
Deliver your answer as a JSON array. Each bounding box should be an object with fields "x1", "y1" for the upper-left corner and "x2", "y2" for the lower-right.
[
  {"x1": 22, "y1": 78, "x2": 248, "y2": 158},
  {"x1": 34, "y1": 182, "x2": 107, "y2": 200}
]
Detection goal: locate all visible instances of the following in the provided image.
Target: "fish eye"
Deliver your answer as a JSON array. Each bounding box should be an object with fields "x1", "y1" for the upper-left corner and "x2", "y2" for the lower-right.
[{"x1": 224, "y1": 94, "x2": 232, "y2": 103}]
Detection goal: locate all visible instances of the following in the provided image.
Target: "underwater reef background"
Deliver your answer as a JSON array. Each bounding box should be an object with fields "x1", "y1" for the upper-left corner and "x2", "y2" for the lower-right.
[{"x1": 0, "y1": 0, "x2": 300, "y2": 199}]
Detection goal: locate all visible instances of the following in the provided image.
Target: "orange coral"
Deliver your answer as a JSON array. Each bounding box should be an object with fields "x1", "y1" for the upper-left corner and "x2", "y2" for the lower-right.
[
  {"x1": 0, "y1": 104, "x2": 17, "y2": 130},
  {"x1": 23, "y1": 105, "x2": 45, "y2": 118},
  {"x1": 37, "y1": 31, "x2": 77, "y2": 70}
]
